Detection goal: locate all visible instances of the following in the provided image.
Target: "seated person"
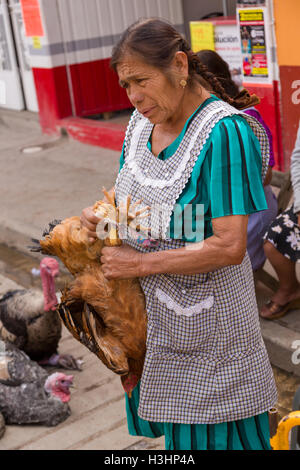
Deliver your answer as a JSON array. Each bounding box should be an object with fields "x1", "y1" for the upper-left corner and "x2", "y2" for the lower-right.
[
  {"x1": 197, "y1": 49, "x2": 278, "y2": 271},
  {"x1": 260, "y1": 121, "x2": 300, "y2": 319}
]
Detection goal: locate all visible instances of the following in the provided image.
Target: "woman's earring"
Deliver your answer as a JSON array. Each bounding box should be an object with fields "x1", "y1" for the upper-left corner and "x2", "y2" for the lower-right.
[{"x1": 180, "y1": 79, "x2": 187, "y2": 89}]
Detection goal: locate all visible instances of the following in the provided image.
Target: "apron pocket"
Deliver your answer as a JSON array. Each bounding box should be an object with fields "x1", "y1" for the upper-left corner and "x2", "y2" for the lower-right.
[{"x1": 152, "y1": 274, "x2": 216, "y2": 354}]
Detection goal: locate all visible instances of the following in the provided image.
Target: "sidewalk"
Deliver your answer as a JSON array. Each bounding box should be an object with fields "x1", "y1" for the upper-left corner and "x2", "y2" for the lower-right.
[{"x1": 0, "y1": 108, "x2": 299, "y2": 375}]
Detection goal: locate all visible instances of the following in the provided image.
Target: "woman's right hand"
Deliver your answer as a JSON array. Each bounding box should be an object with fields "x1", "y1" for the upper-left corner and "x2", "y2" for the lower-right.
[{"x1": 80, "y1": 206, "x2": 101, "y2": 243}]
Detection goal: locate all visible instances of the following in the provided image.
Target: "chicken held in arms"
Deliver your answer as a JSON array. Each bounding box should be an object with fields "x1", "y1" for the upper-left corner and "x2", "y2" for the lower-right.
[{"x1": 30, "y1": 190, "x2": 148, "y2": 396}]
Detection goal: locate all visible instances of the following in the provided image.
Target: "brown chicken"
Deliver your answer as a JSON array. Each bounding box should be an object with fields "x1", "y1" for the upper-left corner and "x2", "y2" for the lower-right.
[{"x1": 31, "y1": 190, "x2": 148, "y2": 396}]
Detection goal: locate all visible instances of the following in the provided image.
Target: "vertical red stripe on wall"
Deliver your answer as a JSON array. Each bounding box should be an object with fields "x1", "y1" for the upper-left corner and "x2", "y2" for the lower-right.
[
  {"x1": 243, "y1": 82, "x2": 283, "y2": 170},
  {"x1": 278, "y1": 66, "x2": 300, "y2": 171},
  {"x1": 32, "y1": 66, "x2": 73, "y2": 133}
]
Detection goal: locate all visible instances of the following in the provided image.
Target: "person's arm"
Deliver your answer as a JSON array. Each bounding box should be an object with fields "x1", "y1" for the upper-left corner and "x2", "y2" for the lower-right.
[
  {"x1": 141, "y1": 214, "x2": 248, "y2": 275},
  {"x1": 291, "y1": 122, "x2": 300, "y2": 225},
  {"x1": 100, "y1": 214, "x2": 248, "y2": 279}
]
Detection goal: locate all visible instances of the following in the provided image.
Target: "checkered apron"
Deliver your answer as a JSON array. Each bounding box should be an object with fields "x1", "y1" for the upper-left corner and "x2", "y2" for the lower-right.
[{"x1": 115, "y1": 101, "x2": 277, "y2": 424}]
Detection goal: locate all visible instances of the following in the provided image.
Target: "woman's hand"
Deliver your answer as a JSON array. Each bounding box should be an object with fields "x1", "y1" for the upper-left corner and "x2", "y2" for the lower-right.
[
  {"x1": 100, "y1": 245, "x2": 143, "y2": 280},
  {"x1": 80, "y1": 206, "x2": 101, "y2": 243},
  {"x1": 80, "y1": 186, "x2": 115, "y2": 243}
]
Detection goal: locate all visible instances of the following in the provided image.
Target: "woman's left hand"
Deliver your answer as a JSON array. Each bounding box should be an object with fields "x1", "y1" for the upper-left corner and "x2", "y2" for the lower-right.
[{"x1": 100, "y1": 245, "x2": 143, "y2": 280}]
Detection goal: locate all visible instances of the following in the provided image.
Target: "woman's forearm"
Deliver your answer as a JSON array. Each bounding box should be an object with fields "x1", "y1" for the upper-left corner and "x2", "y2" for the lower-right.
[{"x1": 140, "y1": 234, "x2": 245, "y2": 276}]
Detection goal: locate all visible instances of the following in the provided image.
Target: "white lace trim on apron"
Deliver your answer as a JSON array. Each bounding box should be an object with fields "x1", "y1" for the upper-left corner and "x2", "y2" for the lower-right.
[
  {"x1": 126, "y1": 107, "x2": 224, "y2": 188},
  {"x1": 155, "y1": 288, "x2": 214, "y2": 317}
]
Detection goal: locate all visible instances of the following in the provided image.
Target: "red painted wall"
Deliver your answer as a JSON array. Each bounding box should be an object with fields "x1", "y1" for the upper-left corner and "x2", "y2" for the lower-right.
[
  {"x1": 32, "y1": 66, "x2": 72, "y2": 134},
  {"x1": 32, "y1": 58, "x2": 132, "y2": 133},
  {"x1": 70, "y1": 58, "x2": 131, "y2": 117},
  {"x1": 244, "y1": 82, "x2": 282, "y2": 170},
  {"x1": 278, "y1": 67, "x2": 300, "y2": 171}
]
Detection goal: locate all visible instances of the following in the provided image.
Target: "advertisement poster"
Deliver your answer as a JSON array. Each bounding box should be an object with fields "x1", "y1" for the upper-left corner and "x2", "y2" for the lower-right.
[
  {"x1": 190, "y1": 22, "x2": 215, "y2": 53},
  {"x1": 214, "y1": 22, "x2": 243, "y2": 89},
  {"x1": 237, "y1": 0, "x2": 266, "y2": 6},
  {"x1": 238, "y1": 8, "x2": 269, "y2": 79},
  {"x1": 0, "y1": 14, "x2": 11, "y2": 71},
  {"x1": 20, "y1": 0, "x2": 44, "y2": 37}
]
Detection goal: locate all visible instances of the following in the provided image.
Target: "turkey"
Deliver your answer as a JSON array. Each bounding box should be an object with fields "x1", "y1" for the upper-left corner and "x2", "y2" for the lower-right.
[
  {"x1": 0, "y1": 257, "x2": 81, "y2": 370},
  {"x1": 0, "y1": 340, "x2": 73, "y2": 429},
  {"x1": 30, "y1": 190, "x2": 148, "y2": 396}
]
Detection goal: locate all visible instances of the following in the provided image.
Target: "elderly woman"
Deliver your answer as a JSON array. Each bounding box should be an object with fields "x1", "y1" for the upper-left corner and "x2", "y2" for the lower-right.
[{"x1": 80, "y1": 19, "x2": 277, "y2": 450}]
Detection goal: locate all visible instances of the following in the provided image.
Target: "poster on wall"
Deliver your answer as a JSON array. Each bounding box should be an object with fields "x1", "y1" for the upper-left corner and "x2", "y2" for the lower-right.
[
  {"x1": 214, "y1": 21, "x2": 243, "y2": 89},
  {"x1": 14, "y1": 10, "x2": 31, "y2": 71},
  {"x1": 0, "y1": 14, "x2": 12, "y2": 71},
  {"x1": 237, "y1": 1, "x2": 266, "y2": 6},
  {"x1": 20, "y1": 0, "x2": 44, "y2": 37},
  {"x1": 190, "y1": 19, "x2": 243, "y2": 90},
  {"x1": 237, "y1": 7, "x2": 273, "y2": 83},
  {"x1": 189, "y1": 22, "x2": 215, "y2": 53}
]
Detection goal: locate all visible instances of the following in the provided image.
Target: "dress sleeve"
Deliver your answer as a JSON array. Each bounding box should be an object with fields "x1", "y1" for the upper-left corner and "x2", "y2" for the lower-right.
[
  {"x1": 119, "y1": 141, "x2": 125, "y2": 172},
  {"x1": 209, "y1": 115, "x2": 267, "y2": 219}
]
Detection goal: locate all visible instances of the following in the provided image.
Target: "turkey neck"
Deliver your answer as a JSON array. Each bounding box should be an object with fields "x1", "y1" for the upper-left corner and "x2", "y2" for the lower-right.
[{"x1": 40, "y1": 268, "x2": 58, "y2": 311}]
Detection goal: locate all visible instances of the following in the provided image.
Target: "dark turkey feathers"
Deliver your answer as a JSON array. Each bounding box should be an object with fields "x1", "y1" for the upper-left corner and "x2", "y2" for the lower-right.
[
  {"x1": 0, "y1": 258, "x2": 82, "y2": 370},
  {"x1": 0, "y1": 341, "x2": 73, "y2": 426}
]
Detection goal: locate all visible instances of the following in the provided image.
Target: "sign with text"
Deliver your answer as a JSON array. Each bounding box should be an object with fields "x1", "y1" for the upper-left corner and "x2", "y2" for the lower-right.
[
  {"x1": 190, "y1": 22, "x2": 215, "y2": 53},
  {"x1": 214, "y1": 21, "x2": 243, "y2": 89},
  {"x1": 20, "y1": 0, "x2": 44, "y2": 37},
  {"x1": 237, "y1": 7, "x2": 273, "y2": 83}
]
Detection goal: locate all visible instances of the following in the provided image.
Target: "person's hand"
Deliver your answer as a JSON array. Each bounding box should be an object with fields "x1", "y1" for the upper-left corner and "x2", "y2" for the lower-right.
[
  {"x1": 80, "y1": 206, "x2": 101, "y2": 243},
  {"x1": 100, "y1": 245, "x2": 143, "y2": 280}
]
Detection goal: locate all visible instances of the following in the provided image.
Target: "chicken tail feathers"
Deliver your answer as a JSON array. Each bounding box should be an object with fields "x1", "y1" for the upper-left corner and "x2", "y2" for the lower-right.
[{"x1": 28, "y1": 238, "x2": 43, "y2": 253}]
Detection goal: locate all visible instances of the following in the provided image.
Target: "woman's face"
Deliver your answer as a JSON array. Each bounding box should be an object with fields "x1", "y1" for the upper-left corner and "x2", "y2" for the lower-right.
[{"x1": 117, "y1": 54, "x2": 185, "y2": 124}]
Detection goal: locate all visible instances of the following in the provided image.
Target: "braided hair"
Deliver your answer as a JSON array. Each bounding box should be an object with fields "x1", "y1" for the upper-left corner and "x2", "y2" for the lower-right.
[{"x1": 111, "y1": 18, "x2": 257, "y2": 110}]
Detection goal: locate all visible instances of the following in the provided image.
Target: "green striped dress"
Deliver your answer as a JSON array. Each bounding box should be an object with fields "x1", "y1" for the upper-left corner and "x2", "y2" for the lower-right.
[{"x1": 119, "y1": 95, "x2": 271, "y2": 450}]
